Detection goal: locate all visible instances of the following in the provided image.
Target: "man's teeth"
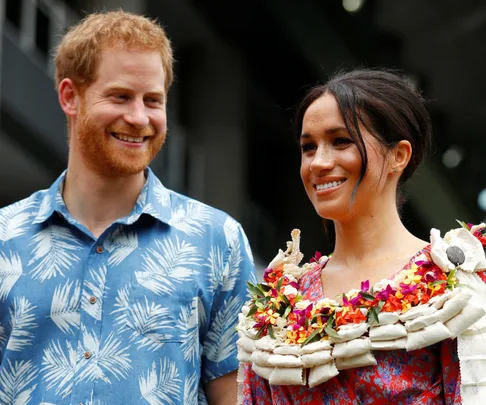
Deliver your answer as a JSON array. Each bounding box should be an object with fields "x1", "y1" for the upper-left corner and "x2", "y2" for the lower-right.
[
  {"x1": 112, "y1": 133, "x2": 144, "y2": 143},
  {"x1": 316, "y1": 180, "x2": 345, "y2": 191}
]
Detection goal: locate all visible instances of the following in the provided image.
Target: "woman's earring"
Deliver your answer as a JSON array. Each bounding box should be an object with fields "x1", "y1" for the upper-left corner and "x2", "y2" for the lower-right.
[{"x1": 393, "y1": 169, "x2": 398, "y2": 174}]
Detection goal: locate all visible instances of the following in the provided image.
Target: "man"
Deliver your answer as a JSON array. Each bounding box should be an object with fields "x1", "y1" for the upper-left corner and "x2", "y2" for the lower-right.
[{"x1": 0, "y1": 10, "x2": 256, "y2": 405}]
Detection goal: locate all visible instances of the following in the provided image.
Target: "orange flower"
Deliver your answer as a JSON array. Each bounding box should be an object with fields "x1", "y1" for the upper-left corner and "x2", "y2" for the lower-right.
[
  {"x1": 382, "y1": 295, "x2": 402, "y2": 312},
  {"x1": 335, "y1": 306, "x2": 366, "y2": 327},
  {"x1": 285, "y1": 326, "x2": 311, "y2": 345}
]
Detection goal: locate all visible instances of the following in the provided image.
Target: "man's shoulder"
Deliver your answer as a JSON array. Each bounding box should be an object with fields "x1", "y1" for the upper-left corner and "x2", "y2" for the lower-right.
[
  {"x1": 0, "y1": 189, "x2": 48, "y2": 216},
  {"x1": 165, "y1": 188, "x2": 242, "y2": 229}
]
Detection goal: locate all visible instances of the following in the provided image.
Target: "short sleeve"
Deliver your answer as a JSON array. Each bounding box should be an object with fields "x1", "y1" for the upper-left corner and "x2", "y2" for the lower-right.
[{"x1": 201, "y1": 222, "x2": 257, "y2": 382}]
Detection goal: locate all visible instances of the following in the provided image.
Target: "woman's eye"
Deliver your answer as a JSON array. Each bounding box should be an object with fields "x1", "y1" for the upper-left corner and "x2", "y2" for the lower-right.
[
  {"x1": 334, "y1": 137, "x2": 353, "y2": 146},
  {"x1": 301, "y1": 143, "x2": 316, "y2": 153}
]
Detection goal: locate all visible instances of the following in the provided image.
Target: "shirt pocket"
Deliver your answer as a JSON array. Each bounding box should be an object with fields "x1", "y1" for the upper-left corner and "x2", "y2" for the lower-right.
[{"x1": 124, "y1": 282, "x2": 197, "y2": 347}]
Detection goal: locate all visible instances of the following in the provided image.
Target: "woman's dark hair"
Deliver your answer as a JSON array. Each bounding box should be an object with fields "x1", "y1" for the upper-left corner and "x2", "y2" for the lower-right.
[{"x1": 294, "y1": 68, "x2": 432, "y2": 202}]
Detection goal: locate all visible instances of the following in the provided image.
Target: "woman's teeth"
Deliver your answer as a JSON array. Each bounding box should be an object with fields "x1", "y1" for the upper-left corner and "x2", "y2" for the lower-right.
[
  {"x1": 112, "y1": 133, "x2": 145, "y2": 143},
  {"x1": 316, "y1": 180, "x2": 345, "y2": 191}
]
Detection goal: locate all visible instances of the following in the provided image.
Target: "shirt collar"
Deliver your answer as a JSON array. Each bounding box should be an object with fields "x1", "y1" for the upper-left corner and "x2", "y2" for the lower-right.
[{"x1": 32, "y1": 167, "x2": 172, "y2": 226}]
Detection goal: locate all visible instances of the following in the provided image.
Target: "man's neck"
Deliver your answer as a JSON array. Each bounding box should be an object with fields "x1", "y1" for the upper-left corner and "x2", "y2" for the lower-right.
[{"x1": 63, "y1": 163, "x2": 146, "y2": 238}]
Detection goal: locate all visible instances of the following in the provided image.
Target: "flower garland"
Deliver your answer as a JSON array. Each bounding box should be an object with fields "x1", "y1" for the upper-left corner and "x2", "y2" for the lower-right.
[
  {"x1": 236, "y1": 221, "x2": 486, "y2": 399},
  {"x1": 244, "y1": 227, "x2": 468, "y2": 347}
]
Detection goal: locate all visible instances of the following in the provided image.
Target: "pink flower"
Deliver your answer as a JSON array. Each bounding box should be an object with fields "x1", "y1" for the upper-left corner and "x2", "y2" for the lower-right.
[
  {"x1": 415, "y1": 260, "x2": 435, "y2": 270},
  {"x1": 400, "y1": 283, "x2": 418, "y2": 295},
  {"x1": 310, "y1": 251, "x2": 322, "y2": 263},
  {"x1": 263, "y1": 267, "x2": 273, "y2": 280},
  {"x1": 361, "y1": 280, "x2": 370, "y2": 292},
  {"x1": 293, "y1": 304, "x2": 313, "y2": 326},
  {"x1": 350, "y1": 295, "x2": 362, "y2": 306},
  {"x1": 424, "y1": 271, "x2": 438, "y2": 283},
  {"x1": 376, "y1": 284, "x2": 396, "y2": 301}
]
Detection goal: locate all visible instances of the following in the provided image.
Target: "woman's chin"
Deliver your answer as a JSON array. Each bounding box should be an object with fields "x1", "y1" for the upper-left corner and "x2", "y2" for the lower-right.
[{"x1": 314, "y1": 203, "x2": 350, "y2": 222}]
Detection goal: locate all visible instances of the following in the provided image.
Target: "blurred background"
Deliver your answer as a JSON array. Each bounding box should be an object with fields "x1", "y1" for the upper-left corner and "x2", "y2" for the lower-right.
[{"x1": 1, "y1": 0, "x2": 485, "y2": 278}]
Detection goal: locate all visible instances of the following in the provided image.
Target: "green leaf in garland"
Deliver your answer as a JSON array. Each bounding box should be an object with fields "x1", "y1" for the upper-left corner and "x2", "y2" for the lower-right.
[
  {"x1": 255, "y1": 300, "x2": 265, "y2": 310},
  {"x1": 324, "y1": 324, "x2": 340, "y2": 339},
  {"x1": 275, "y1": 277, "x2": 284, "y2": 293},
  {"x1": 368, "y1": 307, "x2": 380, "y2": 325},
  {"x1": 255, "y1": 326, "x2": 266, "y2": 339},
  {"x1": 282, "y1": 305, "x2": 292, "y2": 319},
  {"x1": 281, "y1": 295, "x2": 290, "y2": 305},
  {"x1": 259, "y1": 296, "x2": 271, "y2": 304},
  {"x1": 255, "y1": 284, "x2": 271, "y2": 295},
  {"x1": 246, "y1": 304, "x2": 258, "y2": 317},
  {"x1": 301, "y1": 329, "x2": 320, "y2": 346},
  {"x1": 268, "y1": 325, "x2": 275, "y2": 339},
  {"x1": 377, "y1": 300, "x2": 385, "y2": 311},
  {"x1": 246, "y1": 282, "x2": 262, "y2": 297},
  {"x1": 447, "y1": 269, "x2": 457, "y2": 289},
  {"x1": 361, "y1": 292, "x2": 376, "y2": 301},
  {"x1": 260, "y1": 284, "x2": 272, "y2": 292},
  {"x1": 430, "y1": 280, "x2": 447, "y2": 286},
  {"x1": 456, "y1": 219, "x2": 471, "y2": 230}
]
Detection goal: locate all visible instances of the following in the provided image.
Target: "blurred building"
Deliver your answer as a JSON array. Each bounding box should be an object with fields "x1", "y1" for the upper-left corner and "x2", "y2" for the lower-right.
[{"x1": 1, "y1": 0, "x2": 485, "y2": 277}]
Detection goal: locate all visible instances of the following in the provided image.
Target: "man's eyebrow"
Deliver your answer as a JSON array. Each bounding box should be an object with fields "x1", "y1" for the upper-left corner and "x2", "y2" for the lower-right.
[{"x1": 104, "y1": 85, "x2": 165, "y2": 97}]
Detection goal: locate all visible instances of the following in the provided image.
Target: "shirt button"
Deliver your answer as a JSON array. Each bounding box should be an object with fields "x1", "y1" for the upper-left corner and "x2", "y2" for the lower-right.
[
  {"x1": 83, "y1": 351, "x2": 91, "y2": 359},
  {"x1": 96, "y1": 245, "x2": 104, "y2": 254},
  {"x1": 89, "y1": 296, "x2": 97, "y2": 304}
]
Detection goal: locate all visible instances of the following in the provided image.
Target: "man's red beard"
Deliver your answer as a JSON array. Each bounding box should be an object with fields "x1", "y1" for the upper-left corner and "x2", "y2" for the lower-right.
[{"x1": 75, "y1": 101, "x2": 165, "y2": 178}]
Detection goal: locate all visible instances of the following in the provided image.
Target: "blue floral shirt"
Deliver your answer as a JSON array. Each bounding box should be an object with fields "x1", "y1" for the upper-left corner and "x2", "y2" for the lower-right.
[{"x1": 0, "y1": 168, "x2": 256, "y2": 405}]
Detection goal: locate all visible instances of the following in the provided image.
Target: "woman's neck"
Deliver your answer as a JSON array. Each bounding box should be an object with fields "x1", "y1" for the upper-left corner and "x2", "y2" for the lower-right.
[{"x1": 331, "y1": 206, "x2": 426, "y2": 269}]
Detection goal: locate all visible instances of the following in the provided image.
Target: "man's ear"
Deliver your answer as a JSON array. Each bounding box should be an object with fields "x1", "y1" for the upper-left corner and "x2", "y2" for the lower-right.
[
  {"x1": 390, "y1": 140, "x2": 412, "y2": 174},
  {"x1": 58, "y1": 78, "x2": 80, "y2": 117}
]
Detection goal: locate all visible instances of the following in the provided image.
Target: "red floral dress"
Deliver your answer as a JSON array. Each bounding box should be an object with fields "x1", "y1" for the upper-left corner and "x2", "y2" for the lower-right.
[{"x1": 243, "y1": 247, "x2": 461, "y2": 405}]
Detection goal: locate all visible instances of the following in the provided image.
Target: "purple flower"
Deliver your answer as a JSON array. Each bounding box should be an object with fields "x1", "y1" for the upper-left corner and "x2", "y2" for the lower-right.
[
  {"x1": 400, "y1": 283, "x2": 418, "y2": 295},
  {"x1": 350, "y1": 295, "x2": 362, "y2": 306},
  {"x1": 424, "y1": 271, "x2": 437, "y2": 283},
  {"x1": 290, "y1": 281, "x2": 299, "y2": 289},
  {"x1": 361, "y1": 280, "x2": 370, "y2": 292},
  {"x1": 415, "y1": 260, "x2": 435, "y2": 270},
  {"x1": 310, "y1": 251, "x2": 322, "y2": 263},
  {"x1": 319, "y1": 307, "x2": 332, "y2": 315},
  {"x1": 376, "y1": 284, "x2": 396, "y2": 301},
  {"x1": 263, "y1": 267, "x2": 273, "y2": 281},
  {"x1": 293, "y1": 304, "x2": 313, "y2": 326}
]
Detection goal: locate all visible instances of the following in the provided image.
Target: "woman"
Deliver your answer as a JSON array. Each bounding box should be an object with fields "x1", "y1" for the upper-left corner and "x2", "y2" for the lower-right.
[{"x1": 239, "y1": 69, "x2": 486, "y2": 404}]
